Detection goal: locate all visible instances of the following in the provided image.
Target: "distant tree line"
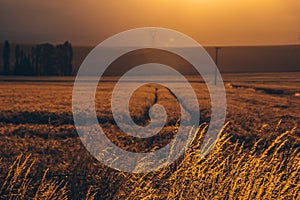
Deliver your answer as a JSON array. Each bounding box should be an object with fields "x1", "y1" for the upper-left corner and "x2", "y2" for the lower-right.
[{"x1": 1, "y1": 40, "x2": 73, "y2": 76}]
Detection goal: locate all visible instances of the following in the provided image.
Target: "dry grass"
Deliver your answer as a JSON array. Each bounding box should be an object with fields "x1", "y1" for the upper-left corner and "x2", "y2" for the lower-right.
[
  {"x1": 0, "y1": 75, "x2": 299, "y2": 199},
  {"x1": 0, "y1": 154, "x2": 68, "y2": 200},
  {"x1": 1, "y1": 123, "x2": 299, "y2": 199},
  {"x1": 113, "y1": 123, "x2": 300, "y2": 200}
]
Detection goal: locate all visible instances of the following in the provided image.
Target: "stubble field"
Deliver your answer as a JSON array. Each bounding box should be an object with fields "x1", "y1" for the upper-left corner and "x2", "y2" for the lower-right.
[{"x1": 0, "y1": 72, "x2": 300, "y2": 199}]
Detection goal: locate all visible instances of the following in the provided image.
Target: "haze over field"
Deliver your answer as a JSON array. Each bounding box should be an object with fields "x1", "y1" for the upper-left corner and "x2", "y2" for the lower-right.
[
  {"x1": 1, "y1": 0, "x2": 299, "y2": 74},
  {"x1": 1, "y1": 44, "x2": 299, "y2": 74}
]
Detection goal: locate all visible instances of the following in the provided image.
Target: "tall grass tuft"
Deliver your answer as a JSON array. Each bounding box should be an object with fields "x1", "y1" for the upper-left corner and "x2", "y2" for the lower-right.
[
  {"x1": 1, "y1": 123, "x2": 299, "y2": 199},
  {"x1": 0, "y1": 154, "x2": 68, "y2": 200},
  {"x1": 114, "y1": 123, "x2": 300, "y2": 200}
]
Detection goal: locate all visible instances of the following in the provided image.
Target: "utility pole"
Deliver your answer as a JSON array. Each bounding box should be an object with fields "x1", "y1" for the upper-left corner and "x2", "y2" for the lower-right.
[{"x1": 214, "y1": 47, "x2": 221, "y2": 85}]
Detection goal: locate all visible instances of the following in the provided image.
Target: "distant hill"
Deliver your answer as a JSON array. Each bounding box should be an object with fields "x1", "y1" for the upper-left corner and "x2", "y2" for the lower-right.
[
  {"x1": 73, "y1": 45, "x2": 300, "y2": 74},
  {"x1": 204, "y1": 45, "x2": 300, "y2": 73},
  {"x1": 0, "y1": 43, "x2": 299, "y2": 75}
]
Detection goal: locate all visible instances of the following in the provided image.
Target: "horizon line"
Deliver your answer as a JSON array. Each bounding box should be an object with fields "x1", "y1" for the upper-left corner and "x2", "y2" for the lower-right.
[{"x1": 1, "y1": 40, "x2": 300, "y2": 48}]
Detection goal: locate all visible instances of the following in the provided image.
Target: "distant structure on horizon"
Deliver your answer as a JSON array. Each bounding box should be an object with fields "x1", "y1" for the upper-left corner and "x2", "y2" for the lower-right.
[{"x1": 1, "y1": 41, "x2": 73, "y2": 76}]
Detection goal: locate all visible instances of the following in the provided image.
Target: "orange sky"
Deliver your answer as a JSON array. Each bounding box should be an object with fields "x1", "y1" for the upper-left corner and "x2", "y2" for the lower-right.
[{"x1": 0, "y1": 0, "x2": 299, "y2": 46}]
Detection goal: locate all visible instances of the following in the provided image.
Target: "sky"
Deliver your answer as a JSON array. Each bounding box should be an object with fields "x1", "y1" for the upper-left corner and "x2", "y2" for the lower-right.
[{"x1": 0, "y1": 0, "x2": 300, "y2": 46}]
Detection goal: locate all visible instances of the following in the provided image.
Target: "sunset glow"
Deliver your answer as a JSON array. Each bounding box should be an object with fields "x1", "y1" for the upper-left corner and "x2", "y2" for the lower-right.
[{"x1": 0, "y1": 0, "x2": 299, "y2": 46}]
